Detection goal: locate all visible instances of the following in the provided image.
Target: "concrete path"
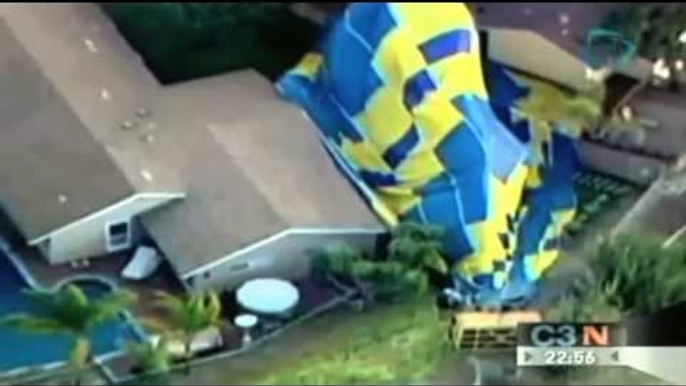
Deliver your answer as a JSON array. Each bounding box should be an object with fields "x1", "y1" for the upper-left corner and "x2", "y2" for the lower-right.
[{"x1": 615, "y1": 168, "x2": 686, "y2": 241}]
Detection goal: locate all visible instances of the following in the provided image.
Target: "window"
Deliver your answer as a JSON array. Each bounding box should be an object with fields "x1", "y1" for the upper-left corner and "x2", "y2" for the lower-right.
[
  {"x1": 106, "y1": 219, "x2": 132, "y2": 252},
  {"x1": 229, "y1": 262, "x2": 251, "y2": 273},
  {"x1": 36, "y1": 238, "x2": 51, "y2": 257}
]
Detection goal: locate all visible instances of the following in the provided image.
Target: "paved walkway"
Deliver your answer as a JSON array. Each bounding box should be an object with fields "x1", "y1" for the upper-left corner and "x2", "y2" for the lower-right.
[{"x1": 615, "y1": 167, "x2": 686, "y2": 242}]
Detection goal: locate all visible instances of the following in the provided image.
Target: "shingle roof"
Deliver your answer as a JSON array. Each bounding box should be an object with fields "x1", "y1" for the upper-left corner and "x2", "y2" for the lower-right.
[
  {"x1": 0, "y1": 18, "x2": 134, "y2": 240},
  {"x1": 0, "y1": 3, "x2": 381, "y2": 275},
  {"x1": 141, "y1": 71, "x2": 382, "y2": 275}
]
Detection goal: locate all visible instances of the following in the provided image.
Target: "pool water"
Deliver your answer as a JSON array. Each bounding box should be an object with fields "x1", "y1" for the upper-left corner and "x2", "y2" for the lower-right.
[{"x1": 0, "y1": 253, "x2": 143, "y2": 372}]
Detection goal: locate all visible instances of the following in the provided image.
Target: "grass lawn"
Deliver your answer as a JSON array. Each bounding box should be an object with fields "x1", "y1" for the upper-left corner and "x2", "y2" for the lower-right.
[{"x1": 256, "y1": 297, "x2": 451, "y2": 385}]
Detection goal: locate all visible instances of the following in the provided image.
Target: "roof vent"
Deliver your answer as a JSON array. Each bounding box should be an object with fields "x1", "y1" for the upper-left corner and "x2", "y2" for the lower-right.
[
  {"x1": 140, "y1": 169, "x2": 154, "y2": 182},
  {"x1": 120, "y1": 120, "x2": 136, "y2": 130},
  {"x1": 58, "y1": 195, "x2": 68, "y2": 204},
  {"x1": 141, "y1": 133, "x2": 155, "y2": 144},
  {"x1": 136, "y1": 108, "x2": 151, "y2": 118},
  {"x1": 100, "y1": 88, "x2": 112, "y2": 101},
  {"x1": 84, "y1": 38, "x2": 98, "y2": 53}
]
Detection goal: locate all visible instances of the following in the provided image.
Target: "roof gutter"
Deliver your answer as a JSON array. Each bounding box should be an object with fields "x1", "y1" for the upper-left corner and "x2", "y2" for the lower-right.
[
  {"x1": 181, "y1": 227, "x2": 386, "y2": 280},
  {"x1": 27, "y1": 192, "x2": 186, "y2": 246}
]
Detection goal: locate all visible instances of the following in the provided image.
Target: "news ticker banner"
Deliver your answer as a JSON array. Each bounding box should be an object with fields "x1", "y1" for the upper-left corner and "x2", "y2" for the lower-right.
[
  {"x1": 516, "y1": 346, "x2": 686, "y2": 385},
  {"x1": 516, "y1": 304, "x2": 686, "y2": 385}
]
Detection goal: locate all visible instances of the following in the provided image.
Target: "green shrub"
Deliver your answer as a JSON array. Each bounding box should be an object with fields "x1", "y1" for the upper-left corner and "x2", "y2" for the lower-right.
[
  {"x1": 311, "y1": 243, "x2": 362, "y2": 280},
  {"x1": 310, "y1": 222, "x2": 449, "y2": 303},
  {"x1": 547, "y1": 285, "x2": 623, "y2": 323},
  {"x1": 388, "y1": 222, "x2": 449, "y2": 275},
  {"x1": 548, "y1": 235, "x2": 686, "y2": 323},
  {"x1": 593, "y1": 236, "x2": 686, "y2": 314}
]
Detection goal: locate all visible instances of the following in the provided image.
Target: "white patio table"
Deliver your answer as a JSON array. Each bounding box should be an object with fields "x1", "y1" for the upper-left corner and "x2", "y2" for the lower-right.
[{"x1": 236, "y1": 278, "x2": 300, "y2": 317}]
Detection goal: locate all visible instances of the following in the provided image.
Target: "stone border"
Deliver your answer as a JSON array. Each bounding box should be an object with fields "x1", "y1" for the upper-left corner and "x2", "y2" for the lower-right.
[{"x1": 53, "y1": 274, "x2": 148, "y2": 343}]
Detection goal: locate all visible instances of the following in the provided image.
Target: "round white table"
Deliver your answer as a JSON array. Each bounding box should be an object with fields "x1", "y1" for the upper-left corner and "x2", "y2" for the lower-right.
[
  {"x1": 234, "y1": 314, "x2": 258, "y2": 347},
  {"x1": 236, "y1": 278, "x2": 300, "y2": 317}
]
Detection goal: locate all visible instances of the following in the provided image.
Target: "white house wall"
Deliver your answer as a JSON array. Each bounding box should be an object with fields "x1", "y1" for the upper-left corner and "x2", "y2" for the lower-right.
[
  {"x1": 185, "y1": 230, "x2": 383, "y2": 293},
  {"x1": 44, "y1": 194, "x2": 180, "y2": 264}
]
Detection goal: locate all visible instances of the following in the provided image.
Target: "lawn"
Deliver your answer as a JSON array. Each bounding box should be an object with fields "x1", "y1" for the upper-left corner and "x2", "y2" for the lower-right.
[{"x1": 255, "y1": 297, "x2": 451, "y2": 385}]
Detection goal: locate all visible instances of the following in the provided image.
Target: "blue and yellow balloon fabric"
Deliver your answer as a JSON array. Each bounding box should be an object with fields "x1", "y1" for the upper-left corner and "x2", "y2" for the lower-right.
[{"x1": 277, "y1": 2, "x2": 580, "y2": 306}]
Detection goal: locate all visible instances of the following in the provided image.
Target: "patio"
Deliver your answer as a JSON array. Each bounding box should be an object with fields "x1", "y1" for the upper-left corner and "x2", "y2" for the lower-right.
[{"x1": 17, "y1": 247, "x2": 184, "y2": 321}]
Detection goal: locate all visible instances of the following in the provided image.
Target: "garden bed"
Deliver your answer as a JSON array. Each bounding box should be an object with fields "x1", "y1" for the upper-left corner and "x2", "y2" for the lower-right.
[{"x1": 101, "y1": 277, "x2": 354, "y2": 384}]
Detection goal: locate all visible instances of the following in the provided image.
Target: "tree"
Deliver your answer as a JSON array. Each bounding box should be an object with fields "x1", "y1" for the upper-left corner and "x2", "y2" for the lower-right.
[
  {"x1": 547, "y1": 235, "x2": 686, "y2": 323},
  {"x1": 152, "y1": 291, "x2": 225, "y2": 375},
  {"x1": 311, "y1": 243, "x2": 361, "y2": 282},
  {"x1": 512, "y1": 73, "x2": 605, "y2": 137},
  {"x1": 602, "y1": 4, "x2": 686, "y2": 92},
  {"x1": 0, "y1": 285, "x2": 137, "y2": 386},
  {"x1": 593, "y1": 236, "x2": 686, "y2": 314},
  {"x1": 310, "y1": 222, "x2": 449, "y2": 304},
  {"x1": 388, "y1": 222, "x2": 449, "y2": 275},
  {"x1": 125, "y1": 339, "x2": 173, "y2": 385},
  {"x1": 546, "y1": 284, "x2": 623, "y2": 323}
]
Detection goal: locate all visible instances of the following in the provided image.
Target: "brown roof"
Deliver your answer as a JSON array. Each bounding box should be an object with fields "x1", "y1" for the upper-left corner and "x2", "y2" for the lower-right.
[
  {"x1": 0, "y1": 18, "x2": 134, "y2": 240},
  {"x1": 0, "y1": 3, "x2": 179, "y2": 194},
  {"x1": 0, "y1": 3, "x2": 380, "y2": 275},
  {"x1": 141, "y1": 71, "x2": 382, "y2": 275}
]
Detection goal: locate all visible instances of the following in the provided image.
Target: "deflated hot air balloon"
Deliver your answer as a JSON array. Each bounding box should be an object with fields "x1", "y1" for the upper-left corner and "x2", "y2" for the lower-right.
[{"x1": 277, "y1": 2, "x2": 584, "y2": 306}]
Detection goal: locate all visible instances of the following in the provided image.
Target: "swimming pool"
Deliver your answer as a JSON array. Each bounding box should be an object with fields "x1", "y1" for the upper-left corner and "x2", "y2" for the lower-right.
[{"x1": 0, "y1": 251, "x2": 144, "y2": 373}]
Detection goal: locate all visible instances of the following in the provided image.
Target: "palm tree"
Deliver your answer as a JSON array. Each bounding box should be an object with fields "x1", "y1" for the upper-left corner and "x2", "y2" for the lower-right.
[
  {"x1": 0, "y1": 285, "x2": 137, "y2": 386},
  {"x1": 152, "y1": 291, "x2": 225, "y2": 375},
  {"x1": 125, "y1": 338, "x2": 172, "y2": 385},
  {"x1": 512, "y1": 73, "x2": 605, "y2": 137}
]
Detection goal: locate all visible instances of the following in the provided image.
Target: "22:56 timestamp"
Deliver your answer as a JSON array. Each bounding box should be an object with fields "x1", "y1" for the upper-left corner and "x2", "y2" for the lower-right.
[{"x1": 544, "y1": 350, "x2": 597, "y2": 366}]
